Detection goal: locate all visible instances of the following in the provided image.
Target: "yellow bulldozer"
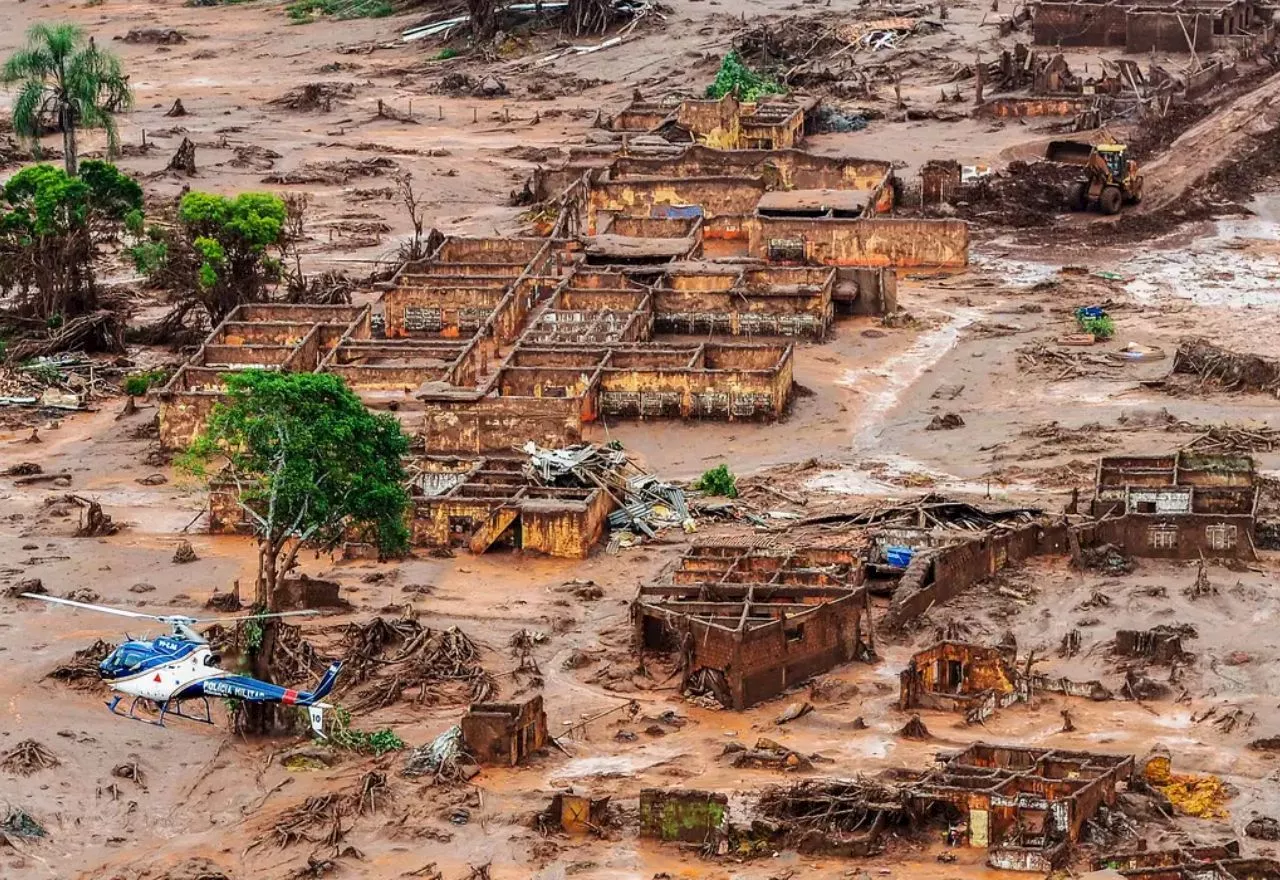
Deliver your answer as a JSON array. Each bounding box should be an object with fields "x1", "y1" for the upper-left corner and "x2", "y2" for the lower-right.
[{"x1": 1047, "y1": 141, "x2": 1144, "y2": 215}]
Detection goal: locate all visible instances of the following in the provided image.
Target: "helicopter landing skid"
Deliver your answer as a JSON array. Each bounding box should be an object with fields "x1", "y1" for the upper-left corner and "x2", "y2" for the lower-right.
[{"x1": 107, "y1": 694, "x2": 215, "y2": 728}]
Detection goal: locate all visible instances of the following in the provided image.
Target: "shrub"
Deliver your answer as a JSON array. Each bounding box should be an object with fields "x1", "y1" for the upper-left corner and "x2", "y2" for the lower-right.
[
  {"x1": 706, "y1": 51, "x2": 784, "y2": 103},
  {"x1": 123, "y1": 369, "x2": 168, "y2": 396},
  {"x1": 1075, "y1": 307, "x2": 1115, "y2": 340},
  {"x1": 694, "y1": 464, "x2": 738, "y2": 498}
]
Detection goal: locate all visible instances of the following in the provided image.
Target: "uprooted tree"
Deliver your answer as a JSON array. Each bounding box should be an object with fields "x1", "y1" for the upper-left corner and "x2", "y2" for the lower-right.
[
  {"x1": 185, "y1": 370, "x2": 410, "y2": 730},
  {"x1": 0, "y1": 161, "x2": 142, "y2": 332}
]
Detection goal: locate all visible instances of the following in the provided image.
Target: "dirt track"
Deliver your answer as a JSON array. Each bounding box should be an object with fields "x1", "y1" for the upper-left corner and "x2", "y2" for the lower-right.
[{"x1": 1138, "y1": 68, "x2": 1280, "y2": 214}]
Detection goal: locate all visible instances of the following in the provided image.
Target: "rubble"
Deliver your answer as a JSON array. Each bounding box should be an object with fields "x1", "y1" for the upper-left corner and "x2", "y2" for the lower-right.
[
  {"x1": 1246, "y1": 816, "x2": 1280, "y2": 841},
  {"x1": 266, "y1": 81, "x2": 355, "y2": 112},
  {"x1": 262, "y1": 157, "x2": 397, "y2": 185},
  {"x1": 0, "y1": 739, "x2": 60, "y2": 775},
  {"x1": 1172, "y1": 338, "x2": 1280, "y2": 395},
  {"x1": 522, "y1": 441, "x2": 693, "y2": 544},
  {"x1": 48, "y1": 639, "x2": 115, "y2": 688},
  {"x1": 0, "y1": 806, "x2": 45, "y2": 841},
  {"x1": 339, "y1": 617, "x2": 493, "y2": 712},
  {"x1": 729, "y1": 737, "x2": 815, "y2": 772}
]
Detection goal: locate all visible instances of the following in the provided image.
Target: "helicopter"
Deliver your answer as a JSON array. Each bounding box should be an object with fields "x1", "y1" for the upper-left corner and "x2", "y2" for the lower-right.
[{"x1": 22, "y1": 593, "x2": 342, "y2": 737}]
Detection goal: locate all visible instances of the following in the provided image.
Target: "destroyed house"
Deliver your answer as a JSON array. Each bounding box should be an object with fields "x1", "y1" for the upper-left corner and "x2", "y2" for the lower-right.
[
  {"x1": 408, "y1": 456, "x2": 614, "y2": 558},
  {"x1": 806, "y1": 494, "x2": 1046, "y2": 576},
  {"x1": 460, "y1": 695, "x2": 548, "y2": 766},
  {"x1": 1092, "y1": 453, "x2": 1258, "y2": 558},
  {"x1": 633, "y1": 539, "x2": 873, "y2": 709},
  {"x1": 156, "y1": 303, "x2": 372, "y2": 450},
  {"x1": 548, "y1": 143, "x2": 968, "y2": 270},
  {"x1": 899, "y1": 641, "x2": 1019, "y2": 721},
  {"x1": 754, "y1": 743, "x2": 1133, "y2": 867},
  {"x1": 912, "y1": 743, "x2": 1134, "y2": 869},
  {"x1": 157, "y1": 236, "x2": 807, "y2": 452},
  {"x1": 1094, "y1": 844, "x2": 1280, "y2": 880},
  {"x1": 900, "y1": 640, "x2": 1112, "y2": 723},
  {"x1": 1031, "y1": 0, "x2": 1272, "y2": 53},
  {"x1": 611, "y1": 92, "x2": 815, "y2": 151}
]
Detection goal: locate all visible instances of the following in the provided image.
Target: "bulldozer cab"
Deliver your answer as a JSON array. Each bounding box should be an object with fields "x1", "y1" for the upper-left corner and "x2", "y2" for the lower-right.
[{"x1": 1095, "y1": 144, "x2": 1127, "y2": 181}]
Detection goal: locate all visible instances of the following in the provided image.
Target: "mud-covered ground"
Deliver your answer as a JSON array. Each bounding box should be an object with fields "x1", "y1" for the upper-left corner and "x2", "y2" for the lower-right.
[{"x1": 5, "y1": 0, "x2": 1280, "y2": 878}]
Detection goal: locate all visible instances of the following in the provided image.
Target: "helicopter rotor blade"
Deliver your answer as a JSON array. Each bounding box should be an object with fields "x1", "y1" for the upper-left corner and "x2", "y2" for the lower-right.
[
  {"x1": 187, "y1": 610, "x2": 321, "y2": 624},
  {"x1": 20, "y1": 593, "x2": 164, "y2": 621}
]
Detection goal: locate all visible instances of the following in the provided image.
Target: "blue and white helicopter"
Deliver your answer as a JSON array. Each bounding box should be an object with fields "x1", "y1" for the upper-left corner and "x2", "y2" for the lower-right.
[{"x1": 23, "y1": 593, "x2": 341, "y2": 737}]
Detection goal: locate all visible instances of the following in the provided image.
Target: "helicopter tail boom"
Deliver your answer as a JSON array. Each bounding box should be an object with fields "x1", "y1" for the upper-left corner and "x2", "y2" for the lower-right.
[{"x1": 300, "y1": 662, "x2": 341, "y2": 704}]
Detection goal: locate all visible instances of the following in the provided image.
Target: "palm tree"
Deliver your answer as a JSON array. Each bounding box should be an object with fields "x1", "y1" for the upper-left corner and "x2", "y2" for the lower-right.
[{"x1": 2, "y1": 23, "x2": 132, "y2": 176}]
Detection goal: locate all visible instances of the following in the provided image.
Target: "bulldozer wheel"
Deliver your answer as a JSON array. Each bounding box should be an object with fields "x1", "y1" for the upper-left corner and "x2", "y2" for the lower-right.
[
  {"x1": 1099, "y1": 186, "x2": 1123, "y2": 215},
  {"x1": 1067, "y1": 181, "x2": 1087, "y2": 212}
]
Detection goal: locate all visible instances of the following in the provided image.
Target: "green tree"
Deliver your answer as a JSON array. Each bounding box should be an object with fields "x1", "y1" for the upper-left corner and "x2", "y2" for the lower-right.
[
  {"x1": 191, "y1": 370, "x2": 410, "y2": 607},
  {"x1": 0, "y1": 160, "x2": 141, "y2": 321},
  {"x1": 188, "y1": 371, "x2": 409, "y2": 731},
  {"x1": 2, "y1": 23, "x2": 133, "y2": 177},
  {"x1": 177, "y1": 191, "x2": 289, "y2": 321}
]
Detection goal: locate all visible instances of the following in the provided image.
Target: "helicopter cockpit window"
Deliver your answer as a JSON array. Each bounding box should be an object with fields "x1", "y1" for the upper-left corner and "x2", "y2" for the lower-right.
[{"x1": 105, "y1": 647, "x2": 148, "y2": 671}]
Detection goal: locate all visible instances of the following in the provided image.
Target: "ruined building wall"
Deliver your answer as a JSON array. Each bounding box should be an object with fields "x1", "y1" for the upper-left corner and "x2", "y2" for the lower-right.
[
  {"x1": 885, "y1": 522, "x2": 1072, "y2": 628},
  {"x1": 1126, "y1": 12, "x2": 1216, "y2": 53},
  {"x1": 158, "y1": 391, "x2": 220, "y2": 451},
  {"x1": 732, "y1": 597, "x2": 867, "y2": 709},
  {"x1": 1033, "y1": 3, "x2": 1129, "y2": 46},
  {"x1": 410, "y1": 396, "x2": 584, "y2": 454},
  {"x1": 587, "y1": 177, "x2": 768, "y2": 232},
  {"x1": 519, "y1": 493, "x2": 614, "y2": 558},
  {"x1": 750, "y1": 217, "x2": 970, "y2": 268}
]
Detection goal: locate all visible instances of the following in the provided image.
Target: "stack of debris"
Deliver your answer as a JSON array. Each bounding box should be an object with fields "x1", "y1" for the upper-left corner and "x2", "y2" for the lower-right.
[
  {"x1": 522, "y1": 442, "x2": 692, "y2": 547},
  {"x1": 756, "y1": 777, "x2": 909, "y2": 855}
]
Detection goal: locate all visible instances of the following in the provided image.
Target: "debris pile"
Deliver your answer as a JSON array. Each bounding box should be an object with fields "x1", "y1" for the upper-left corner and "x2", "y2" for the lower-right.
[
  {"x1": 948, "y1": 161, "x2": 1080, "y2": 228},
  {"x1": 267, "y1": 81, "x2": 355, "y2": 112},
  {"x1": 756, "y1": 777, "x2": 908, "y2": 852},
  {"x1": 521, "y1": 442, "x2": 692, "y2": 546},
  {"x1": 1178, "y1": 423, "x2": 1279, "y2": 454},
  {"x1": 263, "y1": 157, "x2": 397, "y2": 186},
  {"x1": 3, "y1": 313, "x2": 126, "y2": 363},
  {"x1": 0, "y1": 807, "x2": 45, "y2": 841},
  {"x1": 1, "y1": 352, "x2": 125, "y2": 413},
  {"x1": 1017, "y1": 341, "x2": 1122, "y2": 380},
  {"x1": 402, "y1": 725, "x2": 476, "y2": 782},
  {"x1": 339, "y1": 616, "x2": 494, "y2": 712},
  {"x1": 1078, "y1": 543, "x2": 1135, "y2": 575},
  {"x1": 1172, "y1": 338, "x2": 1280, "y2": 395},
  {"x1": 250, "y1": 779, "x2": 379, "y2": 853},
  {"x1": 726, "y1": 737, "x2": 814, "y2": 772},
  {"x1": 401, "y1": 0, "x2": 657, "y2": 44},
  {"x1": 926, "y1": 412, "x2": 964, "y2": 431},
  {"x1": 48, "y1": 639, "x2": 115, "y2": 689},
  {"x1": 0, "y1": 739, "x2": 60, "y2": 775},
  {"x1": 62, "y1": 494, "x2": 119, "y2": 537}
]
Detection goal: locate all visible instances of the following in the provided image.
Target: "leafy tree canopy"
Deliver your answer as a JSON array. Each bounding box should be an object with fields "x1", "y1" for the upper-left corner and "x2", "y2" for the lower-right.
[
  {"x1": 177, "y1": 191, "x2": 287, "y2": 293},
  {"x1": 705, "y1": 51, "x2": 784, "y2": 103},
  {"x1": 2, "y1": 160, "x2": 140, "y2": 237},
  {"x1": 194, "y1": 370, "x2": 411, "y2": 566}
]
